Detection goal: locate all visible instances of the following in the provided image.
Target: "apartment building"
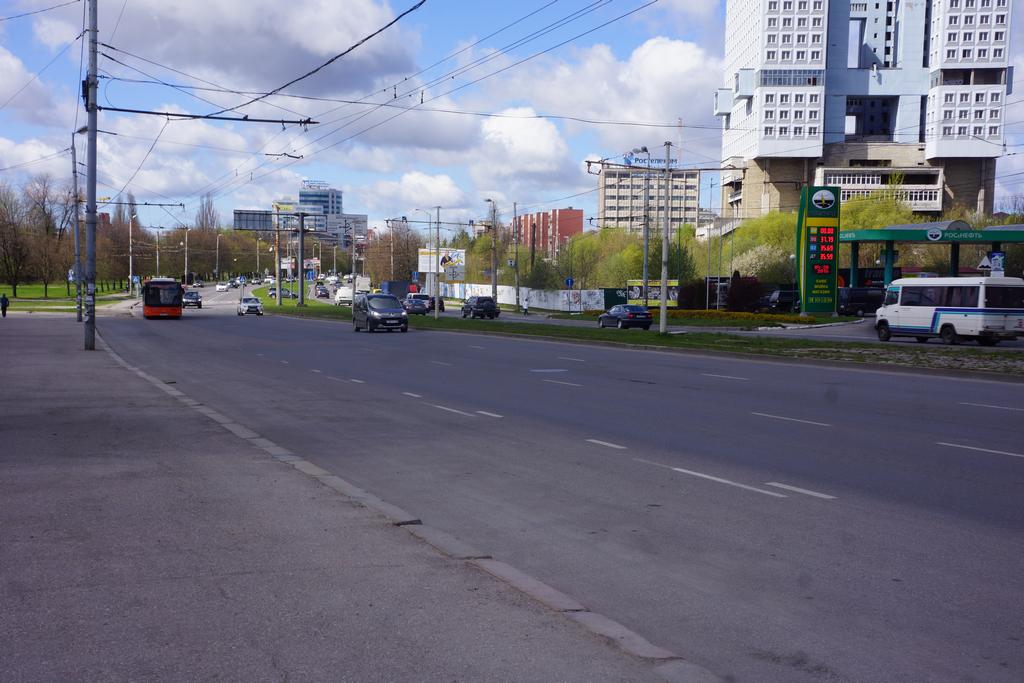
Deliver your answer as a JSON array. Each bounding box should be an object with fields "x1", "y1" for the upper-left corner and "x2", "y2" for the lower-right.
[
  {"x1": 714, "y1": 0, "x2": 1011, "y2": 218},
  {"x1": 512, "y1": 208, "x2": 584, "y2": 260},
  {"x1": 597, "y1": 163, "x2": 701, "y2": 233}
]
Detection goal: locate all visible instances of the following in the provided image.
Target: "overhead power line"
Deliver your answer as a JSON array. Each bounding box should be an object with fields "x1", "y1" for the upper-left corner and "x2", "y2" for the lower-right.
[
  {"x1": 0, "y1": 0, "x2": 79, "y2": 22},
  {"x1": 204, "y1": 0, "x2": 428, "y2": 117}
]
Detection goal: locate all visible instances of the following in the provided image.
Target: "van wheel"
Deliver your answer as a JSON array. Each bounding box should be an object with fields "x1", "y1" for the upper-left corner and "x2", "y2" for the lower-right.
[
  {"x1": 977, "y1": 337, "x2": 999, "y2": 347},
  {"x1": 855, "y1": 307, "x2": 865, "y2": 317},
  {"x1": 915, "y1": 336, "x2": 929, "y2": 343},
  {"x1": 876, "y1": 322, "x2": 891, "y2": 342},
  {"x1": 940, "y1": 325, "x2": 959, "y2": 345}
]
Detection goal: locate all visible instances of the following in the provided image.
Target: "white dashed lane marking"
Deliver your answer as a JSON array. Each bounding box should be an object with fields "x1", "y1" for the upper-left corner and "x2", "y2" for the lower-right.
[
  {"x1": 350, "y1": 379, "x2": 365, "y2": 384},
  {"x1": 430, "y1": 404, "x2": 475, "y2": 417},
  {"x1": 586, "y1": 439, "x2": 626, "y2": 450},
  {"x1": 403, "y1": 392, "x2": 422, "y2": 398},
  {"x1": 936, "y1": 442, "x2": 1024, "y2": 460},
  {"x1": 702, "y1": 373, "x2": 748, "y2": 381},
  {"x1": 543, "y1": 379, "x2": 583, "y2": 387},
  {"x1": 751, "y1": 412, "x2": 830, "y2": 427},
  {"x1": 431, "y1": 360, "x2": 453, "y2": 367},
  {"x1": 476, "y1": 411, "x2": 503, "y2": 418},
  {"x1": 636, "y1": 458, "x2": 788, "y2": 499},
  {"x1": 558, "y1": 357, "x2": 586, "y2": 363},
  {"x1": 958, "y1": 401, "x2": 1024, "y2": 412},
  {"x1": 764, "y1": 482, "x2": 836, "y2": 500}
]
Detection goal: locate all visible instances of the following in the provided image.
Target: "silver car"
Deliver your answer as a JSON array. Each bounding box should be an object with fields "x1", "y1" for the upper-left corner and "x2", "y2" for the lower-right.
[{"x1": 237, "y1": 297, "x2": 264, "y2": 316}]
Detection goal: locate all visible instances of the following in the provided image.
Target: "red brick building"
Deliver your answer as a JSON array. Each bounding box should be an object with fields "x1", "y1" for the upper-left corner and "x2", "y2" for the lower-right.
[{"x1": 512, "y1": 207, "x2": 584, "y2": 261}]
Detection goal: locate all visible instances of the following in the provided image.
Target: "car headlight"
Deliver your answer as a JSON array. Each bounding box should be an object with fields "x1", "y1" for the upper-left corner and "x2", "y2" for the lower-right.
[
  {"x1": 371, "y1": 311, "x2": 381, "y2": 318},
  {"x1": 400, "y1": 310, "x2": 408, "y2": 316}
]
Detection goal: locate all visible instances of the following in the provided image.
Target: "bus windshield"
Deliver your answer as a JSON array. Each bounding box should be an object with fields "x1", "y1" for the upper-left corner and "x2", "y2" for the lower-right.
[
  {"x1": 985, "y1": 286, "x2": 1024, "y2": 309},
  {"x1": 144, "y1": 284, "x2": 182, "y2": 307}
]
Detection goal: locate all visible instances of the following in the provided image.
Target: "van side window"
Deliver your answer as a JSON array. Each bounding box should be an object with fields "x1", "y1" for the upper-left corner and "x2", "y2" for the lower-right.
[
  {"x1": 884, "y1": 287, "x2": 899, "y2": 306},
  {"x1": 918, "y1": 286, "x2": 943, "y2": 306},
  {"x1": 900, "y1": 288, "x2": 922, "y2": 306},
  {"x1": 948, "y1": 286, "x2": 979, "y2": 307}
]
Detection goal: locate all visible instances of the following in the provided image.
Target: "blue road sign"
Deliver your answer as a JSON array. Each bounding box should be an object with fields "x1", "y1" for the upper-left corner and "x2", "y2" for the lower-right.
[{"x1": 565, "y1": 277, "x2": 574, "y2": 288}]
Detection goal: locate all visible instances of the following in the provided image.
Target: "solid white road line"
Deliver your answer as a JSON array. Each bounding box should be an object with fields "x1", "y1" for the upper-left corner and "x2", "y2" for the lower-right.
[
  {"x1": 635, "y1": 458, "x2": 787, "y2": 498},
  {"x1": 403, "y1": 392, "x2": 422, "y2": 398},
  {"x1": 476, "y1": 411, "x2": 503, "y2": 418},
  {"x1": 430, "y1": 404, "x2": 475, "y2": 417},
  {"x1": 468, "y1": 345, "x2": 485, "y2": 349},
  {"x1": 702, "y1": 373, "x2": 748, "y2": 381},
  {"x1": 764, "y1": 482, "x2": 836, "y2": 500},
  {"x1": 431, "y1": 360, "x2": 453, "y2": 366},
  {"x1": 531, "y1": 368, "x2": 568, "y2": 373},
  {"x1": 586, "y1": 439, "x2": 626, "y2": 450},
  {"x1": 350, "y1": 378, "x2": 365, "y2": 384},
  {"x1": 311, "y1": 369, "x2": 322, "y2": 373},
  {"x1": 958, "y1": 401, "x2": 1024, "y2": 412},
  {"x1": 751, "y1": 412, "x2": 831, "y2": 427},
  {"x1": 936, "y1": 442, "x2": 1024, "y2": 460},
  {"x1": 543, "y1": 379, "x2": 583, "y2": 387},
  {"x1": 280, "y1": 360, "x2": 289, "y2": 364},
  {"x1": 558, "y1": 356, "x2": 586, "y2": 363}
]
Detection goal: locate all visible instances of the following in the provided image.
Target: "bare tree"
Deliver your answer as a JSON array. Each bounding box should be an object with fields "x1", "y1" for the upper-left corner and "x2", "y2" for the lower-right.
[
  {"x1": 0, "y1": 182, "x2": 30, "y2": 297},
  {"x1": 25, "y1": 175, "x2": 77, "y2": 297},
  {"x1": 195, "y1": 193, "x2": 219, "y2": 231}
]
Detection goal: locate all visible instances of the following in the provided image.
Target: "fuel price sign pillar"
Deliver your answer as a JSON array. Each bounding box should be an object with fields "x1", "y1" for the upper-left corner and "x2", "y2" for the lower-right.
[{"x1": 795, "y1": 186, "x2": 840, "y2": 316}]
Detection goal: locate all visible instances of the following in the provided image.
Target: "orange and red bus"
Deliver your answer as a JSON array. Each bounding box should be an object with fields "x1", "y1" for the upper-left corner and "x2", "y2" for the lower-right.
[{"x1": 142, "y1": 277, "x2": 184, "y2": 319}]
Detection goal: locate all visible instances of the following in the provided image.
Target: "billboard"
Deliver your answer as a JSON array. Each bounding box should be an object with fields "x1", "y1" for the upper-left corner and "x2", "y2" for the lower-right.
[
  {"x1": 233, "y1": 210, "x2": 274, "y2": 231},
  {"x1": 626, "y1": 279, "x2": 679, "y2": 308},
  {"x1": 418, "y1": 248, "x2": 466, "y2": 275},
  {"x1": 795, "y1": 186, "x2": 840, "y2": 314}
]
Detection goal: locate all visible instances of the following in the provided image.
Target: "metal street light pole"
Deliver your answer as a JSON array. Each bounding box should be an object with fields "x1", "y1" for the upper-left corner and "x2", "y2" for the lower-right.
[
  {"x1": 156, "y1": 228, "x2": 161, "y2": 275},
  {"x1": 215, "y1": 233, "x2": 221, "y2": 281},
  {"x1": 513, "y1": 201, "x2": 520, "y2": 312},
  {"x1": 71, "y1": 129, "x2": 84, "y2": 322},
  {"x1": 183, "y1": 228, "x2": 189, "y2": 284},
  {"x1": 632, "y1": 146, "x2": 651, "y2": 306},
  {"x1": 659, "y1": 141, "x2": 672, "y2": 334},
  {"x1": 434, "y1": 206, "x2": 441, "y2": 320},
  {"x1": 486, "y1": 199, "x2": 497, "y2": 300},
  {"x1": 256, "y1": 235, "x2": 261, "y2": 276},
  {"x1": 83, "y1": 0, "x2": 98, "y2": 349},
  {"x1": 128, "y1": 212, "x2": 136, "y2": 296}
]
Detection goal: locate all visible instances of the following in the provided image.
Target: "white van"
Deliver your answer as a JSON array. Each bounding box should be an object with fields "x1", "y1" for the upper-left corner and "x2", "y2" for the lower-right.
[{"x1": 875, "y1": 276, "x2": 1024, "y2": 345}]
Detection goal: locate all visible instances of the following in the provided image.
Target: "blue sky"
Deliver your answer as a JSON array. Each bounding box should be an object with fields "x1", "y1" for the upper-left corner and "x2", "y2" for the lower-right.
[{"x1": 1, "y1": 0, "x2": 1022, "y2": 235}]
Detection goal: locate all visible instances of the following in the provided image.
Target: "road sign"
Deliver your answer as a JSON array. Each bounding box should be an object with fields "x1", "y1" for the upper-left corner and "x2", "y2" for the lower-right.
[
  {"x1": 977, "y1": 255, "x2": 991, "y2": 270},
  {"x1": 508, "y1": 259, "x2": 515, "y2": 268},
  {"x1": 989, "y1": 251, "x2": 1005, "y2": 276},
  {"x1": 445, "y1": 265, "x2": 465, "y2": 281},
  {"x1": 565, "y1": 277, "x2": 574, "y2": 288},
  {"x1": 796, "y1": 186, "x2": 840, "y2": 314}
]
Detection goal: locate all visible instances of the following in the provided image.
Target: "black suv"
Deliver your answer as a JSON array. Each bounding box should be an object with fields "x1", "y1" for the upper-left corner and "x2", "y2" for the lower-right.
[
  {"x1": 352, "y1": 294, "x2": 408, "y2": 333},
  {"x1": 461, "y1": 296, "x2": 499, "y2": 319},
  {"x1": 837, "y1": 287, "x2": 884, "y2": 317},
  {"x1": 761, "y1": 289, "x2": 799, "y2": 314},
  {"x1": 182, "y1": 290, "x2": 202, "y2": 309}
]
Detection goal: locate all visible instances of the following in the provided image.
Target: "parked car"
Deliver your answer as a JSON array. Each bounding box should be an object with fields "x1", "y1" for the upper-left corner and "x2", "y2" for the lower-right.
[
  {"x1": 837, "y1": 287, "x2": 884, "y2": 317},
  {"x1": 237, "y1": 297, "x2": 263, "y2": 316},
  {"x1": 182, "y1": 290, "x2": 203, "y2": 309},
  {"x1": 428, "y1": 295, "x2": 445, "y2": 312},
  {"x1": 597, "y1": 304, "x2": 651, "y2": 330},
  {"x1": 215, "y1": 282, "x2": 229, "y2": 292},
  {"x1": 352, "y1": 293, "x2": 408, "y2": 333},
  {"x1": 461, "y1": 296, "x2": 499, "y2": 319},
  {"x1": 403, "y1": 293, "x2": 429, "y2": 315},
  {"x1": 263, "y1": 276, "x2": 275, "y2": 285},
  {"x1": 267, "y1": 288, "x2": 298, "y2": 299},
  {"x1": 314, "y1": 284, "x2": 330, "y2": 298},
  {"x1": 193, "y1": 280, "x2": 204, "y2": 288},
  {"x1": 761, "y1": 288, "x2": 800, "y2": 313}
]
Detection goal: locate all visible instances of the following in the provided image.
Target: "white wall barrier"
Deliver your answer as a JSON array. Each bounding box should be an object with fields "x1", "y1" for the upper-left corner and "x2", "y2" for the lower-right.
[{"x1": 440, "y1": 283, "x2": 604, "y2": 312}]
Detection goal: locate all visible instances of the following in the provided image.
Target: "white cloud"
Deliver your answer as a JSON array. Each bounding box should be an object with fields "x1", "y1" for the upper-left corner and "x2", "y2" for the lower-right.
[
  {"x1": 360, "y1": 171, "x2": 467, "y2": 217},
  {"x1": 0, "y1": 45, "x2": 55, "y2": 119}
]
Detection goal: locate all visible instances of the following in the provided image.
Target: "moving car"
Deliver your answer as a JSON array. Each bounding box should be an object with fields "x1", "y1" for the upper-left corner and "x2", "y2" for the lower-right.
[
  {"x1": 598, "y1": 304, "x2": 651, "y2": 330},
  {"x1": 193, "y1": 280, "x2": 204, "y2": 288},
  {"x1": 403, "y1": 293, "x2": 430, "y2": 315},
  {"x1": 761, "y1": 288, "x2": 799, "y2": 313},
  {"x1": 267, "y1": 288, "x2": 298, "y2": 299},
  {"x1": 215, "y1": 282, "x2": 229, "y2": 292},
  {"x1": 182, "y1": 290, "x2": 203, "y2": 309},
  {"x1": 334, "y1": 285, "x2": 354, "y2": 306},
  {"x1": 352, "y1": 293, "x2": 408, "y2": 333},
  {"x1": 461, "y1": 296, "x2": 499, "y2": 319},
  {"x1": 315, "y1": 284, "x2": 330, "y2": 298},
  {"x1": 237, "y1": 297, "x2": 264, "y2": 316},
  {"x1": 263, "y1": 276, "x2": 275, "y2": 285},
  {"x1": 837, "y1": 287, "x2": 884, "y2": 317}
]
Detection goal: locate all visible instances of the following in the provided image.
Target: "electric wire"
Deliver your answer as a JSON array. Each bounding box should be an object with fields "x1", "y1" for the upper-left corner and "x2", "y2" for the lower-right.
[{"x1": 0, "y1": 0, "x2": 79, "y2": 22}]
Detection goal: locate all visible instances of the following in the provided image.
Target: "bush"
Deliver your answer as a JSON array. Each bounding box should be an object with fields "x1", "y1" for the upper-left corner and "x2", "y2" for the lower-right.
[
  {"x1": 727, "y1": 272, "x2": 761, "y2": 312},
  {"x1": 655, "y1": 309, "x2": 806, "y2": 324}
]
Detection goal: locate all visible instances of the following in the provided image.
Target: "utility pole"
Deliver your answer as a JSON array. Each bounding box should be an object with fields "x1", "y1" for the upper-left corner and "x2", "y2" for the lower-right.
[
  {"x1": 530, "y1": 222, "x2": 536, "y2": 268},
  {"x1": 706, "y1": 177, "x2": 715, "y2": 310},
  {"x1": 487, "y1": 200, "x2": 498, "y2": 300},
  {"x1": 183, "y1": 228, "x2": 189, "y2": 284},
  {"x1": 389, "y1": 220, "x2": 395, "y2": 280},
  {"x1": 155, "y1": 228, "x2": 161, "y2": 274},
  {"x1": 256, "y1": 235, "x2": 260, "y2": 276},
  {"x1": 348, "y1": 218, "x2": 356, "y2": 302},
  {"x1": 274, "y1": 213, "x2": 282, "y2": 306},
  {"x1": 297, "y1": 213, "x2": 306, "y2": 306},
  {"x1": 128, "y1": 212, "x2": 135, "y2": 296},
  {"x1": 636, "y1": 147, "x2": 650, "y2": 306},
  {"x1": 659, "y1": 141, "x2": 672, "y2": 334},
  {"x1": 71, "y1": 132, "x2": 83, "y2": 322},
  {"x1": 434, "y1": 206, "x2": 441, "y2": 320},
  {"x1": 513, "y1": 201, "x2": 520, "y2": 312},
  {"x1": 83, "y1": 0, "x2": 98, "y2": 350}
]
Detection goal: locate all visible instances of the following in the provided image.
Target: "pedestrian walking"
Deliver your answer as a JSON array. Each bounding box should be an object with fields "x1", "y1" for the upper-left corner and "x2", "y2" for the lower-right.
[{"x1": 1, "y1": 293, "x2": 9, "y2": 318}]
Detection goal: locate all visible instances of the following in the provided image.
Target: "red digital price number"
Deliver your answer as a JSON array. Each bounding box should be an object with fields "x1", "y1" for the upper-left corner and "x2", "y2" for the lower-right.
[
  {"x1": 817, "y1": 252, "x2": 834, "y2": 261},
  {"x1": 814, "y1": 264, "x2": 831, "y2": 275}
]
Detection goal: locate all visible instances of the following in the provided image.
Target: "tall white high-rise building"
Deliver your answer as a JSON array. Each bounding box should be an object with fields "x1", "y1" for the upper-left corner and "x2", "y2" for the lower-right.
[{"x1": 715, "y1": 0, "x2": 1011, "y2": 218}]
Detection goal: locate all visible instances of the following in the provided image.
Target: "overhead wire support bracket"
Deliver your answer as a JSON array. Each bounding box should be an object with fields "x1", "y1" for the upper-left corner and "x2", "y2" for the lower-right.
[{"x1": 95, "y1": 105, "x2": 316, "y2": 125}]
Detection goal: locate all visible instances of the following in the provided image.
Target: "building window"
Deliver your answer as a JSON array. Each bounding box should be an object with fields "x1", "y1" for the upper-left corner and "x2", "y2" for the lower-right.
[
  {"x1": 764, "y1": 110, "x2": 775, "y2": 119},
  {"x1": 975, "y1": 110, "x2": 985, "y2": 118},
  {"x1": 764, "y1": 126, "x2": 774, "y2": 136},
  {"x1": 779, "y1": 127, "x2": 789, "y2": 136},
  {"x1": 794, "y1": 110, "x2": 804, "y2": 119},
  {"x1": 767, "y1": 17, "x2": 778, "y2": 27},
  {"x1": 991, "y1": 92, "x2": 1001, "y2": 102},
  {"x1": 993, "y1": 48, "x2": 1003, "y2": 58},
  {"x1": 765, "y1": 93, "x2": 775, "y2": 104},
  {"x1": 976, "y1": 93, "x2": 986, "y2": 103},
  {"x1": 811, "y1": 50, "x2": 821, "y2": 60},
  {"x1": 948, "y1": 16, "x2": 958, "y2": 25},
  {"x1": 943, "y1": 126, "x2": 953, "y2": 135},
  {"x1": 767, "y1": 34, "x2": 777, "y2": 43},
  {"x1": 812, "y1": 17, "x2": 822, "y2": 27},
  {"x1": 798, "y1": 1, "x2": 807, "y2": 9},
  {"x1": 946, "y1": 49, "x2": 957, "y2": 59},
  {"x1": 781, "y1": 33, "x2": 791, "y2": 43},
  {"x1": 979, "y1": 32, "x2": 988, "y2": 41},
  {"x1": 959, "y1": 110, "x2": 969, "y2": 119},
  {"x1": 779, "y1": 110, "x2": 789, "y2": 119},
  {"x1": 811, "y1": 33, "x2": 821, "y2": 43},
  {"x1": 809, "y1": 126, "x2": 818, "y2": 135},
  {"x1": 950, "y1": 0, "x2": 959, "y2": 5},
  {"x1": 962, "y1": 49, "x2": 972, "y2": 59},
  {"x1": 795, "y1": 93, "x2": 804, "y2": 103},
  {"x1": 960, "y1": 93, "x2": 970, "y2": 102},
  {"x1": 963, "y1": 32, "x2": 973, "y2": 41},
  {"x1": 794, "y1": 126, "x2": 803, "y2": 136},
  {"x1": 958, "y1": 126, "x2": 968, "y2": 135},
  {"x1": 780, "y1": 94, "x2": 790, "y2": 104},
  {"x1": 944, "y1": 110, "x2": 954, "y2": 120},
  {"x1": 796, "y1": 34, "x2": 807, "y2": 43},
  {"x1": 995, "y1": 14, "x2": 1006, "y2": 24},
  {"x1": 974, "y1": 126, "x2": 984, "y2": 135},
  {"x1": 809, "y1": 93, "x2": 819, "y2": 103},
  {"x1": 989, "y1": 125, "x2": 1000, "y2": 136},
  {"x1": 990, "y1": 109, "x2": 1000, "y2": 118},
  {"x1": 948, "y1": 32, "x2": 958, "y2": 42},
  {"x1": 797, "y1": 17, "x2": 807, "y2": 27},
  {"x1": 944, "y1": 93, "x2": 955, "y2": 103},
  {"x1": 995, "y1": 31, "x2": 1004, "y2": 40},
  {"x1": 796, "y1": 51, "x2": 806, "y2": 60},
  {"x1": 978, "y1": 48, "x2": 988, "y2": 58},
  {"x1": 781, "y1": 50, "x2": 791, "y2": 59},
  {"x1": 768, "y1": 1, "x2": 778, "y2": 9},
  {"x1": 783, "y1": 17, "x2": 792, "y2": 27},
  {"x1": 783, "y1": 1, "x2": 792, "y2": 9},
  {"x1": 813, "y1": 0, "x2": 822, "y2": 9},
  {"x1": 809, "y1": 110, "x2": 819, "y2": 119},
  {"x1": 766, "y1": 50, "x2": 777, "y2": 60}
]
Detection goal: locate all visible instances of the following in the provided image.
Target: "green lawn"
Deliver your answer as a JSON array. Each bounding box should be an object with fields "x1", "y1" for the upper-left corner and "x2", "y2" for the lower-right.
[
  {"x1": 260, "y1": 304, "x2": 1024, "y2": 375},
  {"x1": 1, "y1": 283, "x2": 128, "y2": 299},
  {"x1": 548, "y1": 312, "x2": 855, "y2": 327}
]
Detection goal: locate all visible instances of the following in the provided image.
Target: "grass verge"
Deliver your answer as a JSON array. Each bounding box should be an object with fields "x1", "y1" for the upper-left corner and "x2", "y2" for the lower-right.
[{"x1": 263, "y1": 304, "x2": 1024, "y2": 376}]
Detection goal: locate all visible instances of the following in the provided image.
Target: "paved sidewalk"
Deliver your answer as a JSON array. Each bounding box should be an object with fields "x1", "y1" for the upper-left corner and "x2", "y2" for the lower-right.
[{"x1": 0, "y1": 318, "x2": 664, "y2": 682}]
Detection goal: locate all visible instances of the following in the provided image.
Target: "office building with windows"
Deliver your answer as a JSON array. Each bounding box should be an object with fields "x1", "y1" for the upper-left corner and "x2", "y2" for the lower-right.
[
  {"x1": 597, "y1": 163, "x2": 701, "y2": 233},
  {"x1": 714, "y1": 0, "x2": 1011, "y2": 218}
]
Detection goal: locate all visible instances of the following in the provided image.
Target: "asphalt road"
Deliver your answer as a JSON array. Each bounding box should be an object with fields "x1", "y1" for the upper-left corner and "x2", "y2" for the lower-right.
[{"x1": 100, "y1": 289, "x2": 1024, "y2": 682}]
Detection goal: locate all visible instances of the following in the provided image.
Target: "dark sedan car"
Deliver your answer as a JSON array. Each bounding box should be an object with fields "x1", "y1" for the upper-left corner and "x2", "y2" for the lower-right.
[
  {"x1": 461, "y1": 296, "x2": 499, "y2": 319},
  {"x1": 597, "y1": 304, "x2": 651, "y2": 330},
  {"x1": 314, "y1": 284, "x2": 330, "y2": 298},
  {"x1": 267, "y1": 288, "x2": 298, "y2": 299},
  {"x1": 403, "y1": 294, "x2": 429, "y2": 315},
  {"x1": 182, "y1": 290, "x2": 203, "y2": 309}
]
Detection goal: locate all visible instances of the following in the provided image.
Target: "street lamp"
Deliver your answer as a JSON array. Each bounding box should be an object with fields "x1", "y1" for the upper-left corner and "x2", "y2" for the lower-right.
[
  {"x1": 180, "y1": 228, "x2": 190, "y2": 284},
  {"x1": 256, "y1": 235, "x2": 262, "y2": 277},
  {"x1": 485, "y1": 199, "x2": 497, "y2": 300},
  {"x1": 128, "y1": 212, "x2": 137, "y2": 296},
  {"x1": 632, "y1": 146, "x2": 651, "y2": 306},
  {"x1": 215, "y1": 233, "x2": 222, "y2": 281}
]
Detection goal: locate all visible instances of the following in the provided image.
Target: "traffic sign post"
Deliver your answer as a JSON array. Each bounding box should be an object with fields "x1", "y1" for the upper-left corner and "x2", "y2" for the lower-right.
[
  {"x1": 565, "y1": 277, "x2": 574, "y2": 289},
  {"x1": 795, "y1": 186, "x2": 840, "y2": 316}
]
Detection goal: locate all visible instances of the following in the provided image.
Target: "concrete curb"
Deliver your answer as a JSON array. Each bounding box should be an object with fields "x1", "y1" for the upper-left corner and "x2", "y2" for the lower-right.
[
  {"x1": 406, "y1": 525, "x2": 491, "y2": 560},
  {"x1": 565, "y1": 611, "x2": 679, "y2": 660},
  {"x1": 472, "y1": 560, "x2": 587, "y2": 613}
]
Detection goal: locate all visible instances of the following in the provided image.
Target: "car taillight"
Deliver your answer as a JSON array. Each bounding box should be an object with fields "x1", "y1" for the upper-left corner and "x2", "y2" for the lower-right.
[{"x1": 627, "y1": 313, "x2": 634, "y2": 319}]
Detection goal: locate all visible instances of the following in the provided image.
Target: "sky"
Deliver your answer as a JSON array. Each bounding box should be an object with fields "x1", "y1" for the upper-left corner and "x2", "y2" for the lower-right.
[{"x1": 1, "y1": 0, "x2": 1023, "y2": 237}]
